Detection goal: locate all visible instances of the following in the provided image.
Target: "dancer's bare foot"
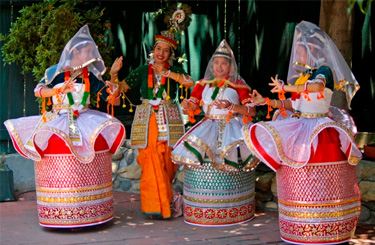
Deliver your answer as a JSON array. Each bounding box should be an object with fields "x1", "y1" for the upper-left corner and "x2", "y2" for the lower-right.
[{"x1": 172, "y1": 192, "x2": 183, "y2": 218}]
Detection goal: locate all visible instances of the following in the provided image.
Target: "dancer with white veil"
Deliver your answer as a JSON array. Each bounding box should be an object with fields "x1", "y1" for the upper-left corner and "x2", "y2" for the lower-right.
[
  {"x1": 172, "y1": 40, "x2": 259, "y2": 226},
  {"x1": 4, "y1": 25, "x2": 125, "y2": 228},
  {"x1": 243, "y1": 21, "x2": 362, "y2": 244}
]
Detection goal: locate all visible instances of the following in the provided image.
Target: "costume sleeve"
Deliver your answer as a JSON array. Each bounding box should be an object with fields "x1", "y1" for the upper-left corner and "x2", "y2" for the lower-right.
[
  {"x1": 124, "y1": 65, "x2": 147, "y2": 89},
  {"x1": 47, "y1": 73, "x2": 65, "y2": 88},
  {"x1": 188, "y1": 81, "x2": 204, "y2": 105},
  {"x1": 311, "y1": 66, "x2": 334, "y2": 91},
  {"x1": 234, "y1": 86, "x2": 252, "y2": 105},
  {"x1": 170, "y1": 65, "x2": 188, "y2": 75}
]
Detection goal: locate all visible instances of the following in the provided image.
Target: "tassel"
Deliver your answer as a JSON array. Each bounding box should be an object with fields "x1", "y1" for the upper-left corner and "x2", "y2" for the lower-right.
[
  {"x1": 166, "y1": 78, "x2": 171, "y2": 100},
  {"x1": 180, "y1": 85, "x2": 184, "y2": 99},
  {"x1": 47, "y1": 97, "x2": 52, "y2": 106},
  {"x1": 242, "y1": 116, "x2": 253, "y2": 124},
  {"x1": 96, "y1": 91, "x2": 102, "y2": 108},
  {"x1": 41, "y1": 98, "x2": 46, "y2": 114},
  {"x1": 42, "y1": 113, "x2": 47, "y2": 123},
  {"x1": 278, "y1": 80, "x2": 286, "y2": 100},
  {"x1": 265, "y1": 97, "x2": 273, "y2": 119},
  {"x1": 243, "y1": 116, "x2": 248, "y2": 124},
  {"x1": 303, "y1": 91, "x2": 311, "y2": 101},
  {"x1": 187, "y1": 102, "x2": 201, "y2": 123},
  {"x1": 106, "y1": 88, "x2": 115, "y2": 116},
  {"x1": 188, "y1": 109, "x2": 196, "y2": 123},
  {"x1": 121, "y1": 93, "x2": 126, "y2": 108},
  {"x1": 280, "y1": 107, "x2": 288, "y2": 117},
  {"x1": 226, "y1": 110, "x2": 233, "y2": 122},
  {"x1": 278, "y1": 90, "x2": 286, "y2": 100},
  {"x1": 317, "y1": 91, "x2": 325, "y2": 100}
]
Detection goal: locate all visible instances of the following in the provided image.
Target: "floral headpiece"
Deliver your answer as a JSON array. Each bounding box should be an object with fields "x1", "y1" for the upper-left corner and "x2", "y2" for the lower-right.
[{"x1": 155, "y1": 3, "x2": 192, "y2": 50}]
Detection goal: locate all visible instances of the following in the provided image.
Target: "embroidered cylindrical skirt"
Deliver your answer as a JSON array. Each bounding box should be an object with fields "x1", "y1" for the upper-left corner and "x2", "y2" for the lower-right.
[
  {"x1": 34, "y1": 135, "x2": 114, "y2": 228},
  {"x1": 277, "y1": 161, "x2": 361, "y2": 244},
  {"x1": 183, "y1": 160, "x2": 255, "y2": 226}
]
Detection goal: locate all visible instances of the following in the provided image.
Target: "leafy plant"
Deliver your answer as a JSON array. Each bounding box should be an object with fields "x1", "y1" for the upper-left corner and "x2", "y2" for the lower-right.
[
  {"x1": 347, "y1": 0, "x2": 373, "y2": 15},
  {"x1": 0, "y1": 0, "x2": 113, "y2": 82}
]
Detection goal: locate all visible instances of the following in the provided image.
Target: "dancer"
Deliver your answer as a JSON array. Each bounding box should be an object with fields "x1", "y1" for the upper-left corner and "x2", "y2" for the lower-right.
[
  {"x1": 243, "y1": 21, "x2": 362, "y2": 244},
  {"x1": 171, "y1": 40, "x2": 259, "y2": 226},
  {"x1": 4, "y1": 25, "x2": 126, "y2": 228},
  {"x1": 109, "y1": 6, "x2": 194, "y2": 219}
]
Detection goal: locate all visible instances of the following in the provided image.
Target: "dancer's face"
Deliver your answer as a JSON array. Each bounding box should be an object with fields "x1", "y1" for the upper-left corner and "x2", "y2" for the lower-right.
[
  {"x1": 154, "y1": 42, "x2": 172, "y2": 64},
  {"x1": 212, "y1": 57, "x2": 231, "y2": 79},
  {"x1": 295, "y1": 45, "x2": 308, "y2": 64},
  {"x1": 71, "y1": 43, "x2": 95, "y2": 67}
]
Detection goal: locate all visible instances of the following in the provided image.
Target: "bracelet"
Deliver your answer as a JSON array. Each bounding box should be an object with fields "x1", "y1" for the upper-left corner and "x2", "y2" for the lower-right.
[
  {"x1": 280, "y1": 99, "x2": 285, "y2": 108},
  {"x1": 38, "y1": 87, "x2": 43, "y2": 97},
  {"x1": 176, "y1": 73, "x2": 180, "y2": 82},
  {"x1": 280, "y1": 79, "x2": 285, "y2": 91},
  {"x1": 296, "y1": 85, "x2": 300, "y2": 93},
  {"x1": 259, "y1": 99, "x2": 268, "y2": 106},
  {"x1": 110, "y1": 73, "x2": 118, "y2": 77},
  {"x1": 304, "y1": 82, "x2": 308, "y2": 92},
  {"x1": 228, "y1": 103, "x2": 235, "y2": 111},
  {"x1": 115, "y1": 89, "x2": 121, "y2": 99},
  {"x1": 272, "y1": 99, "x2": 278, "y2": 108}
]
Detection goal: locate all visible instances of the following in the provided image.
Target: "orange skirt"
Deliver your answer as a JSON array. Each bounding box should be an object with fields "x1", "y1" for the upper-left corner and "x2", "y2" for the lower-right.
[{"x1": 137, "y1": 113, "x2": 177, "y2": 218}]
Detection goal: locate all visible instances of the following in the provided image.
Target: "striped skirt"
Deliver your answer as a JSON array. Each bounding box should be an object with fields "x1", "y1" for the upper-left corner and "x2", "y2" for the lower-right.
[
  {"x1": 34, "y1": 135, "x2": 114, "y2": 228},
  {"x1": 277, "y1": 161, "x2": 361, "y2": 244},
  {"x1": 183, "y1": 160, "x2": 255, "y2": 226}
]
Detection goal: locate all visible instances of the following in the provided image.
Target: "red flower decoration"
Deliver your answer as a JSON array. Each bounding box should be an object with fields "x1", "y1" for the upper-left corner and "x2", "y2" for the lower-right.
[
  {"x1": 194, "y1": 208, "x2": 203, "y2": 218},
  {"x1": 229, "y1": 208, "x2": 239, "y2": 218},
  {"x1": 73, "y1": 110, "x2": 79, "y2": 119},
  {"x1": 217, "y1": 209, "x2": 227, "y2": 219},
  {"x1": 185, "y1": 206, "x2": 193, "y2": 217},
  {"x1": 204, "y1": 209, "x2": 216, "y2": 219},
  {"x1": 240, "y1": 206, "x2": 248, "y2": 215}
]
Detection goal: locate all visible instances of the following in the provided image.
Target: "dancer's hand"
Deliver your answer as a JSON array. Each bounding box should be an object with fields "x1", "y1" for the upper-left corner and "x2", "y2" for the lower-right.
[
  {"x1": 105, "y1": 80, "x2": 118, "y2": 92},
  {"x1": 110, "y1": 56, "x2": 123, "y2": 75},
  {"x1": 152, "y1": 63, "x2": 169, "y2": 75},
  {"x1": 215, "y1": 99, "x2": 232, "y2": 109},
  {"x1": 181, "y1": 99, "x2": 192, "y2": 115},
  {"x1": 249, "y1": 90, "x2": 266, "y2": 105},
  {"x1": 60, "y1": 79, "x2": 76, "y2": 93},
  {"x1": 269, "y1": 74, "x2": 282, "y2": 93}
]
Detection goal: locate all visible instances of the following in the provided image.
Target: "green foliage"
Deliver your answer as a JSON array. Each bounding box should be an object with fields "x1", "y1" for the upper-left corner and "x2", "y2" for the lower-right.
[
  {"x1": 347, "y1": 0, "x2": 373, "y2": 15},
  {"x1": 252, "y1": 107, "x2": 269, "y2": 123},
  {"x1": 0, "y1": 0, "x2": 113, "y2": 82}
]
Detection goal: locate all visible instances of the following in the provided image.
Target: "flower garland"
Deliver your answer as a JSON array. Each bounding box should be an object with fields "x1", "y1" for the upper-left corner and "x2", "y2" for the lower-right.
[
  {"x1": 210, "y1": 74, "x2": 230, "y2": 101},
  {"x1": 66, "y1": 67, "x2": 90, "y2": 119},
  {"x1": 148, "y1": 63, "x2": 169, "y2": 111}
]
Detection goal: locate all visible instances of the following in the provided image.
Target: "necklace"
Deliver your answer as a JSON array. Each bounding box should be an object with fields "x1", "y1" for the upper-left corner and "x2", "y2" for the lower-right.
[
  {"x1": 65, "y1": 66, "x2": 90, "y2": 119},
  {"x1": 147, "y1": 63, "x2": 169, "y2": 100}
]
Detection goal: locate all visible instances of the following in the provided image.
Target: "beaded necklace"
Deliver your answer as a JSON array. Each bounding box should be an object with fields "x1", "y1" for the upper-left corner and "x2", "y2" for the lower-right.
[
  {"x1": 64, "y1": 67, "x2": 90, "y2": 119},
  {"x1": 147, "y1": 63, "x2": 169, "y2": 100}
]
